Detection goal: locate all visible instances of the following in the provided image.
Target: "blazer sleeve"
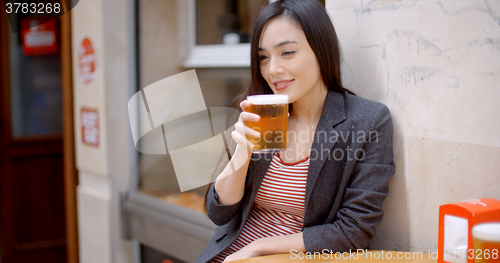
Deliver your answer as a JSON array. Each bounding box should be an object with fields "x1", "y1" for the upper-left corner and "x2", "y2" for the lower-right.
[
  {"x1": 205, "y1": 181, "x2": 244, "y2": 226},
  {"x1": 303, "y1": 104, "x2": 396, "y2": 252}
]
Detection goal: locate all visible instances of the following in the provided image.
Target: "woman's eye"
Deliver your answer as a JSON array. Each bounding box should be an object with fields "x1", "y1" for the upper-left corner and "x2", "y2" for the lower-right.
[
  {"x1": 282, "y1": 50, "x2": 296, "y2": 56},
  {"x1": 259, "y1": 55, "x2": 269, "y2": 61}
]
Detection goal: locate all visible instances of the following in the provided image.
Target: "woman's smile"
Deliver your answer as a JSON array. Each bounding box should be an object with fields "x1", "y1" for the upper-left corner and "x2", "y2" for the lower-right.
[{"x1": 272, "y1": 79, "x2": 294, "y2": 91}]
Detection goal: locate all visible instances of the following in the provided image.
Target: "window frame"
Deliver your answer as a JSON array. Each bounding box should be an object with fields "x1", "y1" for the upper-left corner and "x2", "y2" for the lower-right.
[{"x1": 178, "y1": 0, "x2": 267, "y2": 68}]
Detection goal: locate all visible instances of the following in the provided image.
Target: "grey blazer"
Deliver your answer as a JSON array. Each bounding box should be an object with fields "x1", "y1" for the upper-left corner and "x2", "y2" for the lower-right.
[{"x1": 196, "y1": 91, "x2": 395, "y2": 263}]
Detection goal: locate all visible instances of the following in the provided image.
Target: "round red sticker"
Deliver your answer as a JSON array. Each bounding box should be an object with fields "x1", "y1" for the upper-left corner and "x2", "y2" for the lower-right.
[{"x1": 79, "y1": 37, "x2": 95, "y2": 85}]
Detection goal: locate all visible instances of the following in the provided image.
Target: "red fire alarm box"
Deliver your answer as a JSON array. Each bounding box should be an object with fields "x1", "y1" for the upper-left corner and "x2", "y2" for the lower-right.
[{"x1": 21, "y1": 18, "x2": 59, "y2": 56}]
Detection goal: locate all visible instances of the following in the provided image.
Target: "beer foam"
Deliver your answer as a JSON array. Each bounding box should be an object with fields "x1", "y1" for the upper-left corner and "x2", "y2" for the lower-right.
[
  {"x1": 247, "y1": 94, "x2": 288, "y2": 105},
  {"x1": 473, "y1": 223, "x2": 500, "y2": 241}
]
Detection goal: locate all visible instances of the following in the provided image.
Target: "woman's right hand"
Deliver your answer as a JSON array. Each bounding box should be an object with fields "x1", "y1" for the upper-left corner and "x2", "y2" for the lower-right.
[
  {"x1": 213, "y1": 100, "x2": 260, "y2": 205},
  {"x1": 231, "y1": 100, "x2": 261, "y2": 152}
]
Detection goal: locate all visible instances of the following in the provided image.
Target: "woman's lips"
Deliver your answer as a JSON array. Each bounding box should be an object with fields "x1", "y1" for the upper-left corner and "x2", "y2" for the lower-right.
[{"x1": 273, "y1": 79, "x2": 294, "y2": 91}]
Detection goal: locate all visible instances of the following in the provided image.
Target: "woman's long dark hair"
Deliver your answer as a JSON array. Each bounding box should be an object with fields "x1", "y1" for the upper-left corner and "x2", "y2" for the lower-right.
[
  {"x1": 204, "y1": 0, "x2": 354, "y2": 212},
  {"x1": 232, "y1": 0, "x2": 354, "y2": 109}
]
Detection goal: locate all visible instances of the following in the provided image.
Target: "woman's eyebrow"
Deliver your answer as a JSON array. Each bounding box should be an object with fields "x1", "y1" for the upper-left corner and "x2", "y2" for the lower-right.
[
  {"x1": 258, "y1": 40, "x2": 298, "y2": 51},
  {"x1": 275, "y1": 40, "x2": 297, "y2": 47}
]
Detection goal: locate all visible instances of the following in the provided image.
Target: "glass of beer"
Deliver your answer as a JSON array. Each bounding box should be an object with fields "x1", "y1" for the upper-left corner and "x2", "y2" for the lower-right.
[
  {"x1": 472, "y1": 223, "x2": 500, "y2": 263},
  {"x1": 245, "y1": 94, "x2": 288, "y2": 153}
]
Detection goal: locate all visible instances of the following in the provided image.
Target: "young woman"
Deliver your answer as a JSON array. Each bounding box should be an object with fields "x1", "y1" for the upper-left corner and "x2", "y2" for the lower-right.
[{"x1": 196, "y1": 0, "x2": 395, "y2": 262}]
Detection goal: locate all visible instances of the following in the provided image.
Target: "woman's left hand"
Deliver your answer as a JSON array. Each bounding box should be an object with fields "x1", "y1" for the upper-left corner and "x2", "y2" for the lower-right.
[{"x1": 223, "y1": 240, "x2": 262, "y2": 262}]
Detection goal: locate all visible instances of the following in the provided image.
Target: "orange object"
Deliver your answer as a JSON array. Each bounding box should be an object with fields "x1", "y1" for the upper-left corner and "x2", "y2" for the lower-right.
[
  {"x1": 81, "y1": 108, "x2": 99, "y2": 147},
  {"x1": 438, "y1": 198, "x2": 500, "y2": 263},
  {"x1": 78, "y1": 37, "x2": 96, "y2": 85}
]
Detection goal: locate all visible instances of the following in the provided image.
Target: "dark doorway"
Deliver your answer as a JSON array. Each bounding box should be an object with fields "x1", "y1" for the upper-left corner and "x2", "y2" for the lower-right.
[{"x1": 0, "y1": 5, "x2": 76, "y2": 263}]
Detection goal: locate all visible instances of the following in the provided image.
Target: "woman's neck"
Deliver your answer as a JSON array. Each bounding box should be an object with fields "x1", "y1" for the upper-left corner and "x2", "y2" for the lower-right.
[{"x1": 290, "y1": 83, "x2": 328, "y2": 127}]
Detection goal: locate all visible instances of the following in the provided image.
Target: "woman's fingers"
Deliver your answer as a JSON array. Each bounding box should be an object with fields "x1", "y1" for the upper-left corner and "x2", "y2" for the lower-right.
[
  {"x1": 235, "y1": 120, "x2": 260, "y2": 138},
  {"x1": 240, "y1": 111, "x2": 260, "y2": 122},
  {"x1": 231, "y1": 130, "x2": 255, "y2": 150},
  {"x1": 231, "y1": 99, "x2": 261, "y2": 150},
  {"x1": 234, "y1": 108, "x2": 260, "y2": 139},
  {"x1": 240, "y1": 99, "x2": 252, "y2": 111}
]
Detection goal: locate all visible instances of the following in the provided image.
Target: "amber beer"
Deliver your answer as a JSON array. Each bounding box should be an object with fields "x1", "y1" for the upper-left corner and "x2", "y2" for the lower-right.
[
  {"x1": 246, "y1": 95, "x2": 288, "y2": 153},
  {"x1": 472, "y1": 223, "x2": 500, "y2": 263}
]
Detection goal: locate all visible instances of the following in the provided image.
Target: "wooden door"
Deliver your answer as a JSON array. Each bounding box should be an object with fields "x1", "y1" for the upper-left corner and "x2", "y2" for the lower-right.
[{"x1": 0, "y1": 6, "x2": 77, "y2": 263}]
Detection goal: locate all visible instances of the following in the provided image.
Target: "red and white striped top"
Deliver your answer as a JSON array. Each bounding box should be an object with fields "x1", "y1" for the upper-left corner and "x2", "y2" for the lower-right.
[{"x1": 212, "y1": 152, "x2": 309, "y2": 263}]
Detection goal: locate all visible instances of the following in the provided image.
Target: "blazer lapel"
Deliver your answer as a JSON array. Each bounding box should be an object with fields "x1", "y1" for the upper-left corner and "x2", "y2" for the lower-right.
[{"x1": 304, "y1": 91, "x2": 346, "y2": 213}]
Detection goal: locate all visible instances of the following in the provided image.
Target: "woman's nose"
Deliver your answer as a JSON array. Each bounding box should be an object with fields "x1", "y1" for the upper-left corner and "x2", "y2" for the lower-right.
[{"x1": 268, "y1": 57, "x2": 284, "y2": 75}]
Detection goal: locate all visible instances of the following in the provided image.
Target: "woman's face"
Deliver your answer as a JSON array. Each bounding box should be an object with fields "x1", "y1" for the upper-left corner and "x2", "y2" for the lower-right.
[{"x1": 258, "y1": 16, "x2": 325, "y2": 104}]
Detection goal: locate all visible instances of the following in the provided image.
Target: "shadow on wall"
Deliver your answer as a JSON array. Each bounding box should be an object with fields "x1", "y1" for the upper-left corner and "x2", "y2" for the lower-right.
[
  {"x1": 336, "y1": 10, "x2": 409, "y2": 254},
  {"x1": 369, "y1": 122, "x2": 407, "y2": 251}
]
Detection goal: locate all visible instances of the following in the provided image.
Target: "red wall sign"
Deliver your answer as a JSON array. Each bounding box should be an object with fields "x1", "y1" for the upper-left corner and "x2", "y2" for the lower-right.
[
  {"x1": 21, "y1": 18, "x2": 59, "y2": 56},
  {"x1": 81, "y1": 108, "x2": 99, "y2": 147},
  {"x1": 79, "y1": 37, "x2": 96, "y2": 85}
]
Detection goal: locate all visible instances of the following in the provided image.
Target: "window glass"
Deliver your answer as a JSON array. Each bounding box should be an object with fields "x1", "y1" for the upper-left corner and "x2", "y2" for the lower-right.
[
  {"x1": 9, "y1": 17, "x2": 63, "y2": 138},
  {"x1": 196, "y1": 0, "x2": 267, "y2": 45}
]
